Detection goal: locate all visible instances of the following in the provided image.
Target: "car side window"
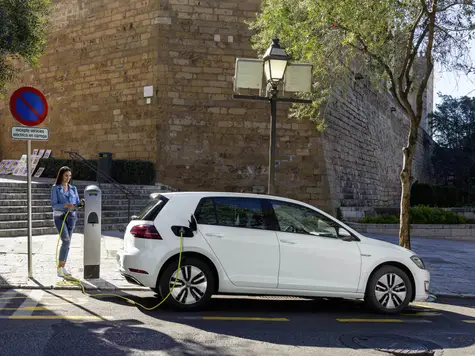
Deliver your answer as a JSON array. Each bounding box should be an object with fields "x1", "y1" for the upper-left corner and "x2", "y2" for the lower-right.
[
  {"x1": 194, "y1": 198, "x2": 218, "y2": 225},
  {"x1": 270, "y1": 200, "x2": 341, "y2": 238},
  {"x1": 195, "y1": 197, "x2": 268, "y2": 230}
]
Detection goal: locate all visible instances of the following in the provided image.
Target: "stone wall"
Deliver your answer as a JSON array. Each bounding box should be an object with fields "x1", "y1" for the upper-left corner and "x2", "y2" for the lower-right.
[
  {"x1": 0, "y1": 0, "x2": 162, "y2": 162},
  {"x1": 321, "y1": 75, "x2": 436, "y2": 211},
  {"x1": 0, "y1": 0, "x2": 434, "y2": 215},
  {"x1": 152, "y1": 0, "x2": 333, "y2": 212}
]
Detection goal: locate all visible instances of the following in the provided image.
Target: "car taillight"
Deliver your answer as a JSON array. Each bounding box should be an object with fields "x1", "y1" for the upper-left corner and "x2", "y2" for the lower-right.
[{"x1": 130, "y1": 225, "x2": 162, "y2": 239}]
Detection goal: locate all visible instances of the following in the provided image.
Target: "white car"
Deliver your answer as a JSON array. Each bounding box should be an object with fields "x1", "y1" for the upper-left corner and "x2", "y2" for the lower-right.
[{"x1": 117, "y1": 192, "x2": 430, "y2": 314}]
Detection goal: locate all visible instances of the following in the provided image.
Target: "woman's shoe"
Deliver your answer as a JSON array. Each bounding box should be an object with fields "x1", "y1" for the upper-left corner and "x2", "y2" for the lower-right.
[{"x1": 57, "y1": 267, "x2": 72, "y2": 277}]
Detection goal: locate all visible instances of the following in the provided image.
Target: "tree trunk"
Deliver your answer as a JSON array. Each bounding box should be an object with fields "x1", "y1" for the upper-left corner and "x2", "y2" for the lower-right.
[{"x1": 399, "y1": 121, "x2": 419, "y2": 249}]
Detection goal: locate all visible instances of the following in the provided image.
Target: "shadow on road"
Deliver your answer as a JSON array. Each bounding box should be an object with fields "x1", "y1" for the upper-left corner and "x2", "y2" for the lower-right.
[
  {"x1": 0, "y1": 288, "x2": 223, "y2": 356},
  {"x1": 85, "y1": 291, "x2": 475, "y2": 354}
]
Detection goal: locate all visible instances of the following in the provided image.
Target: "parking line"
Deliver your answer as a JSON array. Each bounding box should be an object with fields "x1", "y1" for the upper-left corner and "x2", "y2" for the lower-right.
[
  {"x1": 337, "y1": 318, "x2": 432, "y2": 323},
  {"x1": 12, "y1": 290, "x2": 44, "y2": 317},
  {"x1": 462, "y1": 320, "x2": 475, "y2": 323},
  {"x1": 401, "y1": 312, "x2": 442, "y2": 316},
  {"x1": 4, "y1": 315, "x2": 113, "y2": 320},
  {"x1": 0, "y1": 290, "x2": 17, "y2": 309},
  {"x1": 0, "y1": 307, "x2": 49, "y2": 311},
  {"x1": 199, "y1": 316, "x2": 289, "y2": 321}
]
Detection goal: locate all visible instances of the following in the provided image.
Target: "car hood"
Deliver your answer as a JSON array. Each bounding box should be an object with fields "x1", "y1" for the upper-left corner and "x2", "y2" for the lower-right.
[{"x1": 358, "y1": 235, "x2": 413, "y2": 255}]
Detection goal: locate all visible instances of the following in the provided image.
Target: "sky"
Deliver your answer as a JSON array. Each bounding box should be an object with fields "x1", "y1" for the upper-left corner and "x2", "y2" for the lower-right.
[{"x1": 432, "y1": 39, "x2": 475, "y2": 110}]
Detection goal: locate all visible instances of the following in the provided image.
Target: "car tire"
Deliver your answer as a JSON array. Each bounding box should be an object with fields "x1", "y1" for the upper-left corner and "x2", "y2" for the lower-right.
[
  {"x1": 364, "y1": 265, "x2": 413, "y2": 314},
  {"x1": 158, "y1": 257, "x2": 215, "y2": 311}
]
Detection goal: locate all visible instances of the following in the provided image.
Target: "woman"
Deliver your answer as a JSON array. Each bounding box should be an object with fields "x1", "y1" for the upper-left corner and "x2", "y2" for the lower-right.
[{"x1": 51, "y1": 166, "x2": 84, "y2": 278}]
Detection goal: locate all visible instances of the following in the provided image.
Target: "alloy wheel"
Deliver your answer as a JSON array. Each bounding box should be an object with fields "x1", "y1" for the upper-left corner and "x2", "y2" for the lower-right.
[
  {"x1": 374, "y1": 273, "x2": 407, "y2": 309},
  {"x1": 169, "y1": 265, "x2": 208, "y2": 305}
]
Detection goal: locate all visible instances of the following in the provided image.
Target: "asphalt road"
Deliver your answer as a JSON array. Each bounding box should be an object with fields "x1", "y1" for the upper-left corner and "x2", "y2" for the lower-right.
[{"x1": 0, "y1": 289, "x2": 474, "y2": 356}]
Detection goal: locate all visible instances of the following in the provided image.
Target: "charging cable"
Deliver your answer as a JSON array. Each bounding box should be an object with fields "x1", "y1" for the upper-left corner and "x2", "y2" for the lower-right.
[{"x1": 56, "y1": 209, "x2": 184, "y2": 310}]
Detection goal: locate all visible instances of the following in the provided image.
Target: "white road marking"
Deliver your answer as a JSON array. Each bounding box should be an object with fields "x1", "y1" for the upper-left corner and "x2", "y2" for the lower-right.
[{"x1": 12, "y1": 290, "x2": 45, "y2": 317}]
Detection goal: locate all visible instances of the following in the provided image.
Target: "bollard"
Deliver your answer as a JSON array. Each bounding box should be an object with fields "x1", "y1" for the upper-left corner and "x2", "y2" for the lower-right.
[{"x1": 83, "y1": 185, "x2": 102, "y2": 279}]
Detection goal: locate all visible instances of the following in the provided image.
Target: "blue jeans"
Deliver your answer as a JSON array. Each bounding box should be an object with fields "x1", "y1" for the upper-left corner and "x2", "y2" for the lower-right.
[{"x1": 54, "y1": 211, "x2": 77, "y2": 263}]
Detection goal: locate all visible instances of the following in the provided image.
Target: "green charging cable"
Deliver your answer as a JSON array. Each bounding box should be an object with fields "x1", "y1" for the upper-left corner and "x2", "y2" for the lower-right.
[{"x1": 55, "y1": 209, "x2": 184, "y2": 310}]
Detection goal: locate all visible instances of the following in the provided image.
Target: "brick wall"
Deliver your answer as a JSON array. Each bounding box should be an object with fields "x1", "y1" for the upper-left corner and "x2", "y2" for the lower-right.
[
  {"x1": 0, "y1": 0, "x2": 162, "y2": 162},
  {"x1": 0, "y1": 0, "x2": 434, "y2": 214},
  {"x1": 322, "y1": 75, "x2": 436, "y2": 210}
]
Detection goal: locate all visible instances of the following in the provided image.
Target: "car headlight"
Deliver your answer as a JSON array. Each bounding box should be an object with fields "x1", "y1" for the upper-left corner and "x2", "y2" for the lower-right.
[{"x1": 411, "y1": 255, "x2": 425, "y2": 269}]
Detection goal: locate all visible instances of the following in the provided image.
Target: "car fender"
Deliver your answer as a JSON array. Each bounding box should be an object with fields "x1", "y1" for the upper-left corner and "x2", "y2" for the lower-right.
[
  {"x1": 356, "y1": 253, "x2": 416, "y2": 294},
  {"x1": 151, "y1": 245, "x2": 228, "y2": 285}
]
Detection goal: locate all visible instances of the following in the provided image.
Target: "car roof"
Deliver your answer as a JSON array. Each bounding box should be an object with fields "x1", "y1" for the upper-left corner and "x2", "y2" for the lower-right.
[{"x1": 157, "y1": 191, "x2": 312, "y2": 206}]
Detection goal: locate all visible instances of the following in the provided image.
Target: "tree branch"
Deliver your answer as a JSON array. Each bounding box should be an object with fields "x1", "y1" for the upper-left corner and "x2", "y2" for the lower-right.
[
  {"x1": 420, "y1": 0, "x2": 429, "y2": 14},
  {"x1": 438, "y1": 1, "x2": 468, "y2": 12},
  {"x1": 416, "y1": 0, "x2": 438, "y2": 122},
  {"x1": 332, "y1": 21, "x2": 410, "y2": 115},
  {"x1": 404, "y1": 21, "x2": 430, "y2": 96},
  {"x1": 398, "y1": 9, "x2": 425, "y2": 87}
]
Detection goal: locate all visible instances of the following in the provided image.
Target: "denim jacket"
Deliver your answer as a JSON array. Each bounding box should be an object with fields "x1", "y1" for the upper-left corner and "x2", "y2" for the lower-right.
[{"x1": 51, "y1": 184, "x2": 80, "y2": 216}]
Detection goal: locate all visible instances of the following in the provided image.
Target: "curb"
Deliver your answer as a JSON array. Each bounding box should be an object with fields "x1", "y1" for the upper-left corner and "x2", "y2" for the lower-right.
[
  {"x1": 0, "y1": 284, "x2": 149, "y2": 292},
  {"x1": 433, "y1": 293, "x2": 475, "y2": 300}
]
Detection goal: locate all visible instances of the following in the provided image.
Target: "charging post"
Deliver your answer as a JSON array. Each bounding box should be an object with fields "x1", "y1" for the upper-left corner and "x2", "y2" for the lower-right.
[{"x1": 84, "y1": 185, "x2": 102, "y2": 279}]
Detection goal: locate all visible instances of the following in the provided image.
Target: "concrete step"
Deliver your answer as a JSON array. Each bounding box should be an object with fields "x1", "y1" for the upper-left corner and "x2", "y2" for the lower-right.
[
  {"x1": 0, "y1": 181, "x2": 175, "y2": 191},
  {"x1": 0, "y1": 217, "x2": 130, "y2": 230},
  {"x1": 0, "y1": 192, "x2": 155, "y2": 200},
  {"x1": 0, "y1": 206, "x2": 52, "y2": 214},
  {"x1": 0, "y1": 224, "x2": 126, "y2": 237},
  {"x1": 0, "y1": 210, "x2": 138, "y2": 221},
  {"x1": 1, "y1": 199, "x2": 151, "y2": 207}
]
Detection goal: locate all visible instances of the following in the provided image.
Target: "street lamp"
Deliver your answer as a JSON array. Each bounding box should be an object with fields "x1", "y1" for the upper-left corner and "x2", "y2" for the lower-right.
[
  {"x1": 233, "y1": 38, "x2": 313, "y2": 195},
  {"x1": 263, "y1": 38, "x2": 291, "y2": 87}
]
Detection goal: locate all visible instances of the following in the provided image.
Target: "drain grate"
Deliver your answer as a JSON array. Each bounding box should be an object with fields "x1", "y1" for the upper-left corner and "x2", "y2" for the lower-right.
[{"x1": 340, "y1": 334, "x2": 443, "y2": 356}]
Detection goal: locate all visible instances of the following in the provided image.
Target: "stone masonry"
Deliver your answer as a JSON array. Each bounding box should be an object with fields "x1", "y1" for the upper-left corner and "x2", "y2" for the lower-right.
[{"x1": 0, "y1": 0, "x2": 434, "y2": 215}]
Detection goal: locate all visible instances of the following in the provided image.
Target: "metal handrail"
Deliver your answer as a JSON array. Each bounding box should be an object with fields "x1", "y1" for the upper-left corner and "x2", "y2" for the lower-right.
[{"x1": 63, "y1": 150, "x2": 139, "y2": 220}]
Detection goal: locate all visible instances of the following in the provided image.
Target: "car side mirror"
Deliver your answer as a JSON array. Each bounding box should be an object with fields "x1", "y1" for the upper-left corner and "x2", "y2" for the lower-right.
[{"x1": 338, "y1": 228, "x2": 353, "y2": 241}]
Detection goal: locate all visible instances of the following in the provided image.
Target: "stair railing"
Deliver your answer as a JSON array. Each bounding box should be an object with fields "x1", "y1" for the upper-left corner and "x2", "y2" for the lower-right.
[{"x1": 63, "y1": 150, "x2": 140, "y2": 222}]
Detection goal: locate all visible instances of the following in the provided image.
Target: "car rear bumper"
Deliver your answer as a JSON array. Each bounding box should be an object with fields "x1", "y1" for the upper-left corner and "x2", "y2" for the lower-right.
[{"x1": 117, "y1": 249, "x2": 156, "y2": 288}]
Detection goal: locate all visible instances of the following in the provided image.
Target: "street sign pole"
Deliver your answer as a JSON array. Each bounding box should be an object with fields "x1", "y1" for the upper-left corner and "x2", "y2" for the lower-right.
[
  {"x1": 9, "y1": 86, "x2": 49, "y2": 280},
  {"x1": 27, "y1": 139, "x2": 32, "y2": 278}
]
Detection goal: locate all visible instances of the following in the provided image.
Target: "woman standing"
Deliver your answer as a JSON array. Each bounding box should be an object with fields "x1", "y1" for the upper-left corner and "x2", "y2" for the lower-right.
[{"x1": 51, "y1": 166, "x2": 84, "y2": 277}]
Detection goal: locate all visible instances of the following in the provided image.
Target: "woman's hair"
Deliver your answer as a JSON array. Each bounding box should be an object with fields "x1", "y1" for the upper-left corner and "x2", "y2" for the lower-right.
[{"x1": 54, "y1": 166, "x2": 72, "y2": 186}]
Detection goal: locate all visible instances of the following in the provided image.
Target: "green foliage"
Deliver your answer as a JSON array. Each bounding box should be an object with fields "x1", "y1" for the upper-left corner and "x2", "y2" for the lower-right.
[
  {"x1": 249, "y1": 0, "x2": 475, "y2": 123},
  {"x1": 0, "y1": 0, "x2": 52, "y2": 95},
  {"x1": 361, "y1": 206, "x2": 468, "y2": 224},
  {"x1": 37, "y1": 157, "x2": 156, "y2": 185},
  {"x1": 361, "y1": 215, "x2": 400, "y2": 224},
  {"x1": 429, "y1": 95, "x2": 475, "y2": 192},
  {"x1": 411, "y1": 181, "x2": 475, "y2": 207}
]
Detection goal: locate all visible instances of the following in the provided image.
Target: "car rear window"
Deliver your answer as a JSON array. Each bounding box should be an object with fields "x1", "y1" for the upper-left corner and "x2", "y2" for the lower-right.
[{"x1": 134, "y1": 195, "x2": 169, "y2": 221}]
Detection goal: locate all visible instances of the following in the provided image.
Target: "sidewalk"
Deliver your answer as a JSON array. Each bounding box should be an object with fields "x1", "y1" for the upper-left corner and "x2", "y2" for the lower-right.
[
  {"x1": 0, "y1": 231, "x2": 148, "y2": 291},
  {"x1": 0, "y1": 231, "x2": 474, "y2": 298}
]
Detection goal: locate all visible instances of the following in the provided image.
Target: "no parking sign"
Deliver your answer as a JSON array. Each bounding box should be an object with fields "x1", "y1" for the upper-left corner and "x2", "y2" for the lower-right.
[
  {"x1": 9, "y1": 86, "x2": 49, "y2": 127},
  {"x1": 8, "y1": 86, "x2": 50, "y2": 279}
]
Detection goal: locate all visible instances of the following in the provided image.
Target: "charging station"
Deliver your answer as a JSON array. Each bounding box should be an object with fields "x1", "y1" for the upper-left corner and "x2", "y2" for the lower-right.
[{"x1": 84, "y1": 185, "x2": 102, "y2": 279}]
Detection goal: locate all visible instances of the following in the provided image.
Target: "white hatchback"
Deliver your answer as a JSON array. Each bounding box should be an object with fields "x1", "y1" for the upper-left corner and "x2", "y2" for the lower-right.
[{"x1": 117, "y1": 192, "x2": 430, "y2": 314}]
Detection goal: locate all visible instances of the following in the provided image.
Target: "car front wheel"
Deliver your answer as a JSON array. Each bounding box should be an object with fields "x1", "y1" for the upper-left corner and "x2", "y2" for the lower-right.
[
  {"x1": 158, "y1": 257, "x2": 215, "y2": 311},
  {"x1": 365, "y1": 265, "x2": 413, "y2": 314}
]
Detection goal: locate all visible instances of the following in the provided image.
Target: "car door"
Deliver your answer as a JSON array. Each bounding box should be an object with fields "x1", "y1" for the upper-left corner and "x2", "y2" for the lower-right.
[
  {"x1": 195, "y1": 196, "x2": 280, "y2": 288},
  {"x1": 267, "y1": 199, "x2": 362, "y2": 293}
]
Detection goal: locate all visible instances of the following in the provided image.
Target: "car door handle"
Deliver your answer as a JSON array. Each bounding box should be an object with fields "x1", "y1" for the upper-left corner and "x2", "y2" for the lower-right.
[
  {"x1": 280, "y1": 239, "x2": 296, "y2": 245},
  {"x1": 205, "y1": 233, "x2": 224, "y2": 238}
]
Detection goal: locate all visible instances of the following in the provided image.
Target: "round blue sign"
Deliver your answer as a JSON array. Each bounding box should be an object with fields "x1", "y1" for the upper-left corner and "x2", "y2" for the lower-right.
[{"x1": 9, "y1": 87, "x2": 48, "y2": 127}]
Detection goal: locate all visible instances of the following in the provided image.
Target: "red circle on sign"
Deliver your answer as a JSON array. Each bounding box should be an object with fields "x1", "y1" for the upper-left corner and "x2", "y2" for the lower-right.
[{"x1": 9, "y1": 86, "x2": 48, "y2": 127}]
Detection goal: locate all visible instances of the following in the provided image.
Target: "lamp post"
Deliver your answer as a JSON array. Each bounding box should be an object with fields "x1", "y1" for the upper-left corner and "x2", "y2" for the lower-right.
[
  {"x1": 233, "y1": 38, "x2": 313, "y2": 195},
  {"x1": 263, "y1": 39, "x2": 291, "y2": 195}
]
